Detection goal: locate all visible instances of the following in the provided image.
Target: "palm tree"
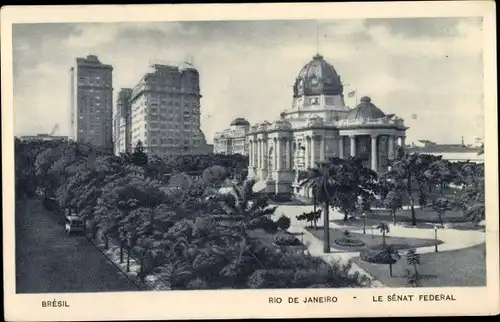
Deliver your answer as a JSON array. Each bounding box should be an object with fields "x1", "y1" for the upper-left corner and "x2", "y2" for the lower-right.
[
  {"x1": 405, "y1": 248, "x2": 421, "y2": 287},
  {"x1": 217, "y1": 179, "x2": 278, "y2": 232},
  {"x1": 381, "y1": 245, "x2": 400, "y2": 277},
  {"x1": 300, "y1": 161, "x2": 337, "y2": 253},
  {"x1": 376, "y1": 222, "x2": 390, "y2": 246}
]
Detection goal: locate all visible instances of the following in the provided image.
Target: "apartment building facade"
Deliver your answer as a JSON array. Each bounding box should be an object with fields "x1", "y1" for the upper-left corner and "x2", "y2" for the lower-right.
[
  {"x1": 113, "y1": 88, "x2": 133, "y2": 155},
  {"x1": 70, "y1": 55, "x2": 113, "y2": 150},
  {"x1": 127, "y1": 63, "x2": 211, "y2": 156}
]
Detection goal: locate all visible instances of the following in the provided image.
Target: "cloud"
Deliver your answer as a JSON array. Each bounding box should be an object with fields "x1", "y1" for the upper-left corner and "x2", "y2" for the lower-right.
[{"x1": 12, "y1": 18, "x2": 484, "y2": 145}]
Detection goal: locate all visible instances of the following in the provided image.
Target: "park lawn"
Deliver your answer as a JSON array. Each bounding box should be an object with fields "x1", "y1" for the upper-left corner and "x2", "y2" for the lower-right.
[
  {"x1": 331, "y1": 208, "x2": 470, "y2": 230},
  {"x1": 370, "y1": 185, "x2": 464, "y2": 208},
  {"x1": 306, "y1": 227, "x2": 442, "y2": 252},
  {"x1": 351, "y1": 243, "x2": 486, "y2": 287},
  {"x1": 369, "y1": 208, "x2": 467, "y2": 223}
]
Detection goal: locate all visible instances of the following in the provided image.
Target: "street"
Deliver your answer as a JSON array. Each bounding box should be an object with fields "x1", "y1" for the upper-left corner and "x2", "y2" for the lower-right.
[{"x1": 15, "y1": 198, "x2": 139, "y2": 293}]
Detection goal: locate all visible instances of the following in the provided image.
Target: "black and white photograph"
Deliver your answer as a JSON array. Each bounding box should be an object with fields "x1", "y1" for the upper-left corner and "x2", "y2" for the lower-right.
[{"x1": 2, "y1": 2, "x2": 498, "y2": 320}]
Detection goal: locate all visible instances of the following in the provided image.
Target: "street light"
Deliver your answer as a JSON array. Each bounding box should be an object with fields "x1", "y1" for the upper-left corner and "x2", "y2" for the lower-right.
[{"x1": 434, "y1": 226, "x2": 438, "y2": 253}]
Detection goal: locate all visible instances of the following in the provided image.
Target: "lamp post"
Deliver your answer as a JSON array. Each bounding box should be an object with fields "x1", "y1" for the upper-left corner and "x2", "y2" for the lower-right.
[
  {"x1": 362, "y1": 212, "x2": 366, "y2": 235},
  {"x1": 371, "y1": 226, "x2": 374, "y2": 239},
  {"x1": 434, "y1": 226, "x2": 438, "y2": 253}
]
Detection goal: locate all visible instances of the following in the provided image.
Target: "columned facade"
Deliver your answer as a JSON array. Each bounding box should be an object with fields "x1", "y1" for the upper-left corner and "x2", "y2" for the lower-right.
[{"x1": 233, "y1": 53, "x2": 407, "y2": 197}]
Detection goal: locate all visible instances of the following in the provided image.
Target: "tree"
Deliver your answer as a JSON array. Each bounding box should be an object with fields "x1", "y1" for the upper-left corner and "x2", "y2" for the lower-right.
[
  {"x1": 133, "y1": 236, "x2": 158, "y2": 282},
  {"x1": 380, "y1": 245, "x2": 400, "y2": 277},
  {"x1": 202, "y1": 165, "x2": 229, "y2": 188},
  {"x1": 431, "y1": 197, "x2": 453, "y2": 228},
  {"x1": 425, "y1": 159, "x2": 453, "y2": 196},
  {"x1": 296, "y1": 210, "x2": 321, "y2": 229},
  {"x1": 329, "y1": 158, "x2": 378, "y2": 222},
  {"x1": 385, "y1": 149, "x2": 432, "y2": 226},
  {"x1": 376, "y1": 222, "x2": 390, "y2": 246},
  {"x1": 405, "y1": 248, "x2": 421, "y2": 287},
  {"x1": 460, "y1": 176, "x2": 485, "y2": 223},
  {"x1": 275, "y1": 214, "x2": 291, "y2": 231},
  {"x1": 383, "y1": 188, "x2": 403, "y2": 225},
  {"x1": 300, "y1": 161, "x2": 337, "y2": 253},
  {"x1": 417, "y1": 189, "x2": 427, "y2": 211},
  {"x1": 217, "y1": 179, "x2": 278, "y2": 233},
  {"x1": 131, "y1": 140, "x2": 148, "y2": 166}
]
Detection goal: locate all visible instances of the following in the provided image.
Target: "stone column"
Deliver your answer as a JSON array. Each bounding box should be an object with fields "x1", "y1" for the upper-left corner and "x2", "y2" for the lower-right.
[
  {"x1": 338, "y1": 136, "x2": 344, "y2": 159},
  {"x1": 258, "y1": 140, "x2": 262, "y2": 168},
  {"x1": 273, "y1": 139, "x2": 277, "y2": 171},
  {"x1": 286, "y1": 138, "x2": 291, "y2": 169},
  {"x1": 320, "y1": 136, "x2": 325, "y2": 161},
  {"x1": 311, "y1": 137, "x2": 316, "y2": 168},
  {"x1": 401, "y1": 136, "x2": 406, "y2": 148},
  {"x1": 305, "y1": 138, "x2": 310, "y2": 169},
  {"x1": 330, "y1": 137, "x2": 337, "y2": 158},
  {"x1": 371, "y1": 135, "x2": 378, "y2": 171},
  {"x1": 263, "y1": 139, "x2": 268, "y2": 170},
  {"x1": 248, "y1": 140, "x2": 252, "y2": 167},
  {"x1": 350, "y1": 135, "x2": 356, "y2": 157},
  {"x1": 255, "y1": 140, "x2": 258, "y2": 167},
  {"x1": 388, "y1": 135, "x2": 395, "y2": 159},
  {"x1": 277, "y1": 138, "x2": 282, "y2": 170}
]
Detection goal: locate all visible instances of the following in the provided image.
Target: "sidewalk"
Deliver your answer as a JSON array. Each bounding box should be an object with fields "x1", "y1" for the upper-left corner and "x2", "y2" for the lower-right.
[
  {"x1": 274, "y1": 205, "x2": 386, "y2": 288},
  {"x1": 339, "y1": 222, "x2": 486, "y2": 255},
  {"x1": 275, "y1": 204, "x2": 486, "y2": 287},
  {"x1": 88, "y1": 235, "x2": 171, "y2": 291}
]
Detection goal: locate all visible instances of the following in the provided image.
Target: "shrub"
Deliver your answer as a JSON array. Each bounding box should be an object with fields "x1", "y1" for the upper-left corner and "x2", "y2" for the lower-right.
[
  {"x1": 334, "y1": 238, "x2": 365, "y2": 248},
  {"x1": 247, "y1": 269, "x2": 295, "y2": 288},
  {"x1": 296, "y1": 210, "x2": 321, "y2": 228},
  {"x1": 186, "y1": 278, "x2": 209, "y2": 290},
  {"x1": 275, "y1": 215, "x2": 291, "y2": 231},
  {"x1": 360, "y1": 245, "x2": 398, "y2": 264},
  {"x1": 274, "y1": 232, "x2": 301, "y2": 246},
  {"x1": 249, "y1": 257, "x2": 370, "y2": 288},
  {"x1": 268, "y1": 193, "x2": 292, "y2": 202},
  {"x1": 256, "y1": 216, "x2": 279, "y2": 234}
]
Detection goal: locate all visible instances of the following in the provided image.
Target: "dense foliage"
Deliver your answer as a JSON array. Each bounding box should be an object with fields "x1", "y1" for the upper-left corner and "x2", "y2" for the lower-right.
[{"x1": 15, "y1": 138, "x2": 369, "y2": 289}]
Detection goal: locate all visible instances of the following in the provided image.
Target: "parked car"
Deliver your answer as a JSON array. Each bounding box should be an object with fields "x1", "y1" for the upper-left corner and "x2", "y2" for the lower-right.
[{"x1": 65, "y1": 215, "x2": 85, "y2": 235}]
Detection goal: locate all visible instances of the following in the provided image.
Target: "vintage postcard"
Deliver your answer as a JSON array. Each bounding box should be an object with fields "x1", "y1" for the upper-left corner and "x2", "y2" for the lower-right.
[{"x1": 2, "y1": 2, "x2": 498, "y2": 320}]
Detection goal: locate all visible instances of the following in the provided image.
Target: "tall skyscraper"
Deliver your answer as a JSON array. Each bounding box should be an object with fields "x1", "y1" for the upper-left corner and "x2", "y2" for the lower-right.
[
  {"x1": 114, "y1": 88, "x2": 132, "y2": 155},
  {"x1": 70, "y1": 55, "x2": 113, "y2": 150},
  {"x1": 127, "y1": 62, "x2": 211, "y2": 156}
]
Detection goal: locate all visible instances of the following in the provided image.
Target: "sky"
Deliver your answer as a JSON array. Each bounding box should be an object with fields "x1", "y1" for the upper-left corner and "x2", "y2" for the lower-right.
[{"x1": 12, "y1": 17, "x2": 484, "y2": 145}]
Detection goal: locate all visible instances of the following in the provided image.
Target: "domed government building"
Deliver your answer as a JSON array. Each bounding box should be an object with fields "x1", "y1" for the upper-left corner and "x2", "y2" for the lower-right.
[{"x1": 213, "y1": 53, "x2": 408, "y2": 196}]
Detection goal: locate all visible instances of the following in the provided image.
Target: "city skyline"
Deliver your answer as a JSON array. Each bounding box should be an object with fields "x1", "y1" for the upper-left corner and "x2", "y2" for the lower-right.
[{"x1": 13, "y1": 17, "x2": 484, "y2": 145}]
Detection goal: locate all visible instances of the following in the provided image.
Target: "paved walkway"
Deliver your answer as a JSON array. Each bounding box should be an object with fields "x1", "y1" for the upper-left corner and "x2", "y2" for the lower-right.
[
  {"x1": 274, "y1": 205, "x2": 385, "y2": 287},
  {"x1": 90, "y1": 237, "x2": 171, "y2": 291},
  {"x1": 274, "y1": 204, "x2": 486, "y2": 287}
]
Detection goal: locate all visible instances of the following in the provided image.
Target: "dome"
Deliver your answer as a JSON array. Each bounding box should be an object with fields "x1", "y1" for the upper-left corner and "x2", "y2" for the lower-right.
[
  {"x1": 230, "y1": 118, "x2": 250, "y2": 126},
  {"x1": 347, "y1": 96, "x2": 386, "y2": 120},
  {"x1": 293, "y1": 53, "x2": 343, "y2": 97}
]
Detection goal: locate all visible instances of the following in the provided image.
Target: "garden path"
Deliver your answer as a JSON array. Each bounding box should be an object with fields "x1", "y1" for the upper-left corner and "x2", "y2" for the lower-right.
[
  {"x1": 275, "y1": 204, "x2": 486, "y2": 287},
  {"x1": 274, "y1": 205, "x2": 385, "y2": 287}
]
